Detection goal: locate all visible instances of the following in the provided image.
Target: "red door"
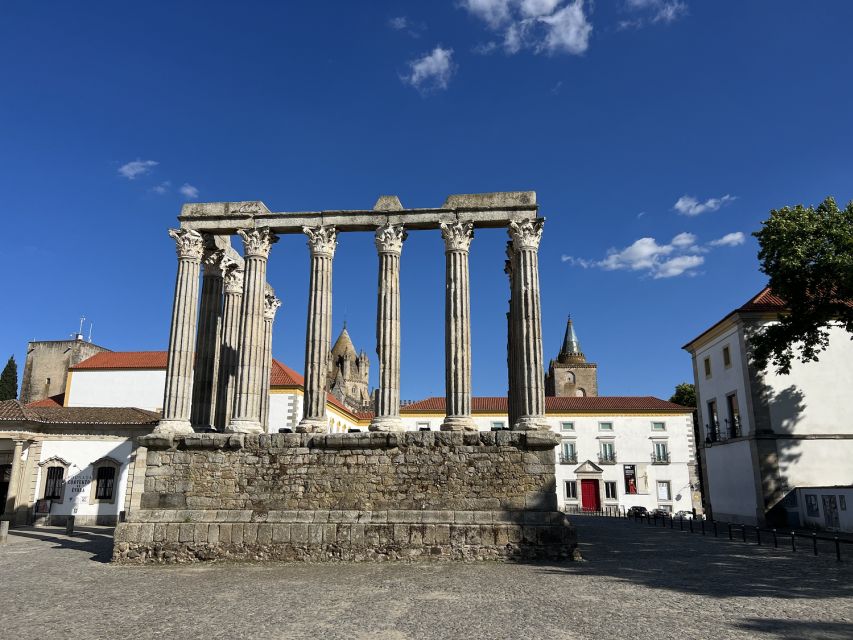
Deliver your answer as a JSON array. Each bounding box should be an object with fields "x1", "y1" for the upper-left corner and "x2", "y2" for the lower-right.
[{"x1": 581, "y1": 479, "x2": 601, "y2": 512}]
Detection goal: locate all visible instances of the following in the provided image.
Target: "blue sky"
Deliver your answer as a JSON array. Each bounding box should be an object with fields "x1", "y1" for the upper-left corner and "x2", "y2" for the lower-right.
[{"x1": 2, "y1": 1, "x2": 852, "y2": 401}]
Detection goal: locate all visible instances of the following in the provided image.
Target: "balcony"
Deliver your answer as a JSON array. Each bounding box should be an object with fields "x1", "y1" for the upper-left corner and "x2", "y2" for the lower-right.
[
  {"x1": 598, "y1": 452, "x2": 617, "y2": 465},
  {"x1": 705, "y1": 421, "x2": 720, "y2": 443},
  {"x1": 651, "y1": 451, "x2": 671, "y2": 465},
  {"x1": 559, "y1": 453, "x2": 578, "y2": 465},
  {"x1": 725, "y1": 417, "x2": 742, "y2": 439}
]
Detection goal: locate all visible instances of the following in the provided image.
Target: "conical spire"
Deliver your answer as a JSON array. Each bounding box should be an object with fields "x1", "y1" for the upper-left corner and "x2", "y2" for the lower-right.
[
  {"x1": 331, "y1": 324, "x2": 358, "y2": 360},
  {"x1": 558, "y1": 315, "x2": 585, "y2": 363}
]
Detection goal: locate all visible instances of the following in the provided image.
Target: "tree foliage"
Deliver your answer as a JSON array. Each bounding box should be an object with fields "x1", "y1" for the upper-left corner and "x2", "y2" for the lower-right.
[
  {"x1": 669, "y1": 382, "x2": 696, "y2": 408},
  {"x1": 0, "y1": 356, "x2": 17, "y2": 401},
  {"x1": 752, "y1": 197, "x2": 853, "y2": 374}
]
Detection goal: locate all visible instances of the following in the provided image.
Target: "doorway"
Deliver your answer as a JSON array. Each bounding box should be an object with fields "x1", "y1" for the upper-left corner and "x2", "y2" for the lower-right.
[
  {"x1": 0, "y1": 464, "x2": 11, "y2": 511},
  {"x1": 822, "y1": 495, "x2": 840, "y2": 529},
  {"x1": 581, "y1": 479, "x2": 601, "y2": 511}
]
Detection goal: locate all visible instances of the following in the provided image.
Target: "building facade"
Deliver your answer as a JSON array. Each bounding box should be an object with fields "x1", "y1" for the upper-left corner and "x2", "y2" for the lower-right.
[{"x1": 683, "y1": 287, "x2": 853, "y2": 527}]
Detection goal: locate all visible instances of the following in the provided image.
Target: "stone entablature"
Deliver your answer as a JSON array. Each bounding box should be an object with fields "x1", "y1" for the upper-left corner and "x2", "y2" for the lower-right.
[{"x1": 112, "y1": 430, "x2": 576, "y2": 562}]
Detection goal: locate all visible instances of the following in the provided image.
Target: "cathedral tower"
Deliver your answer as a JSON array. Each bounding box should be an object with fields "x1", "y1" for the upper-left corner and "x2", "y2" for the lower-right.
[
  {"x1": 327, "y1": 324, "x2": 371, "y2": 411},
  {"x1": 545, "y1": 315, "x2": 598, "y2": 397}
]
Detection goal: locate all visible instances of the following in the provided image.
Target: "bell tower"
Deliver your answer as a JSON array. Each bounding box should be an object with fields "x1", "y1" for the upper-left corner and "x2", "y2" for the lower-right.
[{"x1": 545, "y1": 315, "x2": 598, "y2": 397}]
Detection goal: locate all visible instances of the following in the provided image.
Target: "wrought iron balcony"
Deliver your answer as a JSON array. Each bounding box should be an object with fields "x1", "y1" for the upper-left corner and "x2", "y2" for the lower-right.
[
  {"x1": 559, "y1": 453, "x2": 578, "y2": 465},
  {"x1": 598, "y1": 451, "x2": 617, "y2": 465},
  {"x1": 651, "y1": 451, "x2": 671, "y2": 464}
]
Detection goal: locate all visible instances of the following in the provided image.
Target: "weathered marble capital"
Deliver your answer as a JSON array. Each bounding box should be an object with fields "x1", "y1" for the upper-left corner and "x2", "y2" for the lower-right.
[
  {"x1": 440, "y1": 221, "x2": 474, "y2": 253},
  {"x1": 264, "y1": 290, "x2": 282, "y2": 321},
  {"x1": 202, "y1": 248, "x2": 225, "y2": 277},
  {"x1": 303, "y1": 225, "x2": 338, "y2": 258},
  {"x1": 374, "y1": 223, "x2": 407, "y2": 254},
  {"x1": 168, "y1": 228, "x2": 204, "y2": 260},
  {"x1": 508, "y1": 219, "x2": 544, "y2": 252},
  {"x1": 221, "y1": 256, "x2": 244, "y2": 295},
  {"x1": 238, "y1": 227, "x2": 279, "y2": 258}
]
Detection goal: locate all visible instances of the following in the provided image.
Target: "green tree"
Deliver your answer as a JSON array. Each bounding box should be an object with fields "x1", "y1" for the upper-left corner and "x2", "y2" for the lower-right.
[
  {"x1": 752, "y1": 196, "x2": 853, "y2": 373},
  {"x1": 669, "y1": 382, "x2": 696, "y2": 408},
  {"x1": 0, "y1": 356, "x2": 17, "y2": 401}
]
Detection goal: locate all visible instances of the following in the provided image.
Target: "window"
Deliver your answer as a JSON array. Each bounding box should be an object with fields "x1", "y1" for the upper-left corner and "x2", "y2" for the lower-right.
[
  {"x1": 652, "y1": 441, "x2": 669, "y2": 463},
  {"x1": 726, "y1": 393, "x2": 741, "y2": 438},
  {"x1": 599, "y1": 422, "x2": 613, "y2": 432},
  {"x1": 560, "y1": 421, "x2": 574, "y2": 431},
  {"x1": 652, "y1": 421, "x2": 666, "y2": 432},
  {"x1": 95, "y1": 466, "x2": 116, "y2": 501},
  {"x1": 657, "y1": 481, "x2": 671, "y2": 501},
  {"x1": 723, "y1": 345, "x2": 732, "y2": 368},
  {"x1": 703, "y1": 357, "x2": 712, "y2": 378},
  {"x1": 599, "y1": 441, "x2": 616, "y2": 463},
  {"x1": 605, "y1": 481, "x2": 617, "y2": 500},
  {"x1": 560, "y1": 441, "x2": 577, "y2": 464},
  {"x1": 490, "y1": 421, "x2": 506, "y2": 431},
  {"x1": 840, "y1": 496, "x2": 847, "y2": 511},
  {"x1": 564, "y1": 480, "x2": 577, "y2": 499},
  {"x1": 706, "y1": 400, "x2": 719, "y2": 442},
  {"x1": 44, "y1": 466, "x2": 65, "y2": 500},
  {"x1": 416, "y1": 421, "x2": 431, "y2": 431},
  {"x1": 805, "y1": 494, "x2": 819, "y2": 517}
]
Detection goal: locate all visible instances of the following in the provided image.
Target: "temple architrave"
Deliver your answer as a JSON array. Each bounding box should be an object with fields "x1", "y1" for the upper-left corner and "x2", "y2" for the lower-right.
[{"x1": 114, "y1": 192, "x2": 577, "y2": 563}]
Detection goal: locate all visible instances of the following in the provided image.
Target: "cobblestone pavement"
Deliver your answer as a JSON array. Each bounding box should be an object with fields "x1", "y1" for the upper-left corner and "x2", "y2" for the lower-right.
[{"x1": 2, "y1": 515, "x2": 851, "y2": 640}]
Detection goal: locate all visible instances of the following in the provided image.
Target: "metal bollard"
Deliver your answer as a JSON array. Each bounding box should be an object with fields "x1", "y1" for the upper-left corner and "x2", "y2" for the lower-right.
[
  {"x1": 680, "y1": 517, "x2": 684, "y2": 531},
  {"x1": 689, "y1": 519, "x2": 694, "y2": 533},
  {"x1": 791, "y1": 531, "x2": 797, "y2": 552},
  {"x1": 813, "y1": 533, "x2": 818, "y2": 556},
  {"x1": 65, "y1": 515, "x2": 75, "y2": 536},
  {"x1": 728, "y1": 523, "x2": 733, "y2": 540},
  {"x1": 713, "y1": 521, "x2": 718, "y2": 537},
  {"x1": 742, "y1": 526, "x2": 747, "y2": 543},
  {"x1": 756, "y1": 527, "x2": 761, "y2": 546},
  {"x1": 773, "y1": 529, "x2": 778, "y2": 548},
  {"x1": 701, "y1": 519, "x2": 705, "y2": 536},
  {"x1": 835, "y1": 537, "x2": 841, "y2": 562},
  {"x1": 0, "y1": 520, "x2": 8, "y2": 544}
]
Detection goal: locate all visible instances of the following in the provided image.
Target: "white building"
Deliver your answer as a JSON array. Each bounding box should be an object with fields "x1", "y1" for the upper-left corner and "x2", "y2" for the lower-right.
[{"x1": 683, "y1": 286, "x2": 853, "y2": 529}]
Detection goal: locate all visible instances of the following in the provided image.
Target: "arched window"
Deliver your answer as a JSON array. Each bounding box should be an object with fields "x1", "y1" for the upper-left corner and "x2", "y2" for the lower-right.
[
  {"x1": 90, "y1": 457, "x2": 121, "y2": 504},
  {"x1": 575, "y1": 388, "x2": 586, "y2": 397}
]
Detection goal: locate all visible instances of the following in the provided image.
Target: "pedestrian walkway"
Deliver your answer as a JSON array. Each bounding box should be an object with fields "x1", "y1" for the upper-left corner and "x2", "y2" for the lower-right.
[{"x1": 1, "y1": 517, "x2": 851, "y2": 639}]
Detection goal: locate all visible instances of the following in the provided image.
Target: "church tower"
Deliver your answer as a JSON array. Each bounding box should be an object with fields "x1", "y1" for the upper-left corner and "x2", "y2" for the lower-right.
[
  {"x1": 327, "y1": 324, "x2": 371, "y2": 411},
  {"x1": 545, "y1": 315, "x2": 598, "y2": 397}
]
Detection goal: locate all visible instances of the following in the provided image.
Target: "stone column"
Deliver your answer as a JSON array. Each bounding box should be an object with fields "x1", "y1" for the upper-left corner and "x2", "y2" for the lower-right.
[
  {"x1": 214, "y1": 258, "x2": 243, "y2": 430},
  {"x1": 508, "y1": 219, "x2": 549, "y2": 430},
  {"x1": 370, "y1": 223, "x2": 407, "y2": 432},
  {"x1": 298, "y1": 226, "x2": 337, "y2": 433},
  {"x1": 260, "y1": 285, "x2": 281, "y2": 431},
  {"x1": 1, "y1": 440, "x2": 24, "y2": 520},
  {"x1": 190, "y1": 245, "x2": 224, "y2": 430},
  {"x1": 155, "y1": 228, "x2": 205, "y2": 435},
  {"x1": 440, "y1": 221, "x2": 476, "y2": 431},
  {"x1": 227, "y1": 227, "x2": 278, "y2": 434},
  {"x1": 505, "y1": 242, "x2": 518, "y2": 430}
]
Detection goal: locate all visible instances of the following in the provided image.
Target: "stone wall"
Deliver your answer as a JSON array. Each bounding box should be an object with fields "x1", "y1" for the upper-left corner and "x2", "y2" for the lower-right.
[{"x1": 114, "y1": 430, "x2": 577, "y2": 562}]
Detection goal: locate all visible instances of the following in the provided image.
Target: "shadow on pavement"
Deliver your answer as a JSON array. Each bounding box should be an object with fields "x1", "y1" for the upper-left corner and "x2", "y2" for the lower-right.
[
  {"x1": 8, "y1": 527, "x2": 114, "y2": 563},
  {"x1": 734, "y1": 618, "x2": 853, "y2": 640},
  {"x1": 538, "y1": 515, "x2": 853, "y2": 601}
]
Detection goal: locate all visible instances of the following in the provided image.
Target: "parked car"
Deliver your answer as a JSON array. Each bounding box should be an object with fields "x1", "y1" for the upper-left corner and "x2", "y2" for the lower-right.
[
  {"x1": 649, "y1": 508, "x2": 670, "y2": 519},
  {"x1": 626, "y1": 506, "x2": 648, "y2": 518},
  {"x1": 675, "y1": 510, "x2": 704, "y2": 520}
]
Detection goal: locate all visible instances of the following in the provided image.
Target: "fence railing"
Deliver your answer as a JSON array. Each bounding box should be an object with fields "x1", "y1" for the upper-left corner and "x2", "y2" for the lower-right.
[{"x1": 564, "y1": 506, "x2": 849, "y2": 562}]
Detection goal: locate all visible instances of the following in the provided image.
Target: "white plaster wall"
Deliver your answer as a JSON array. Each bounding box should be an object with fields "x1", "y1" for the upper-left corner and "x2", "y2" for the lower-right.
[
  {"x1": 703, "y1": 439, "x2": 760, "y2": 523},
  {"x1": 693, "y1": 324, "x2": 751, "y2": 439},
  {"x1": 776, "y1": 438, "x2": 853, "y2": 490},
  {"x1": 67, "y1": 369, "x2": 166, "y2": 411},
  {"x1": 35, "y1": 439, "x2": 134, "y2": 519}
]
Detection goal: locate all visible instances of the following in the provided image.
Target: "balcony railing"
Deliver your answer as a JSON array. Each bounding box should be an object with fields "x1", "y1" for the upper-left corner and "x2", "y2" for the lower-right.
[
  {"x1": 725, "y1": 417, "x2": 742, "y2": 439},
  {"x1": 559, "y1": 453, "x2": 578, "y2": 465},
  {"x1": 651, "y1": 451, "x2": 671, "y2": 464},
  {"x1": 598, "y1": 452, "x2": 617, "y2": 464},
  {"x1": 706, "y1": 421, "x2": 720, "y2": 443}
]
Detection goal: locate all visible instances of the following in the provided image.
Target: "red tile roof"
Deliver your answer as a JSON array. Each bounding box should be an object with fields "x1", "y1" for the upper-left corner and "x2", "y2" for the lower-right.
[
  {"x1": 71, "y1": 351, "x2": 168, "y2": 369},
  {"x1": 0, "y1": 400, "x2": 160, "y2": 425},
  {"x1": 401, "y1": 396, "x2": 690, "y2": 413},
  {"x1": 26, "y1": 394, "x2": 65, "y2": 407}
]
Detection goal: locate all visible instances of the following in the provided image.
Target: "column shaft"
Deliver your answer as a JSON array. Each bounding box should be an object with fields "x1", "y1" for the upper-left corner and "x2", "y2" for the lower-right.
[
  {"x1": 260, "y1": 286, "x2": 281, "y2": 431},
  {"x1": 227, "y1": 228, "x2": 278, "y2": 434},
  {"x1": 509, "y1": 219, "x2": 548, "y2": 430},
  {"x1": 1, "y1": 440, "x2": 24, "y2": 520},
  {"x1": 214, "y1": 260, "x2": 243, "y2": 430},
  {"x1": 370, "y1": 224, "x2": 406, "y2": 432},
  {"x1": 298, "y1": 226, "x2": 337, "y2": 433},
  {"x1": 190, "y1": 246, "x2": 224, "y2": 430},
  {"x1": 440, "y1": 222, "x2": 476, "y2": 431},
  {"x1": 155, "y1": 228, "x2": 204, "y2": 434}
]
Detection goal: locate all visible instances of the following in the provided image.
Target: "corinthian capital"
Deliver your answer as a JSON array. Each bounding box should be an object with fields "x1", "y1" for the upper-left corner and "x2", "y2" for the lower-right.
[
  {"x1": 440, "y1": 221, "x2": 474, "y2": 252},
  {"x1": 221, "y1": 256, "x2": 244, "y2": 295},
  {"x1": 237, "y1": 227, "x2": 278, "y2": 259},
  {"x1": 168, "y1": 228, "x2": 205, "y2": 260},
  {"x1": 264, "y1": 289, "x2": 282, "y2": 321},
  {"x1": 508, "y1": 219, "x2": 544, "y2": 252},
  {"x1": 202, "y1": 248, "x2": 225, "y2": 277},
  {"x1": 303, "y1": 225, "x2": 338, "y2": 258},
  {"x1": 374, "y1": 223, "x2": 407, "y2": 254}
]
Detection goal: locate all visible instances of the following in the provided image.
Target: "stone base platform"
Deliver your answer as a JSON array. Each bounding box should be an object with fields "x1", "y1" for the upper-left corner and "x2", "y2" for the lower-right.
[{"x1": 113, "y1": 430, "x2": 576, "y2": 563}]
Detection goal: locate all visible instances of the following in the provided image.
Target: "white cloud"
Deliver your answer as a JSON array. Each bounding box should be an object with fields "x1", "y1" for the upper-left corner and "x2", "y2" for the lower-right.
[
  {"x1": 460, "y1": 0, "x2": 591, "y2": 56},
  {"x1": 151, "y1": 181, "x2": 171, "y2": 195},
  {"x1": 709, "y1": 231, "x2": 746, "y2": 247},
  {"x1": 673, "y1": 193, "x2": 736, "y2": 216},
  {"x1": 621, "y1": 0, "x2": 687, "y2": 29},
  {"x1": 562, "y1": 231, "x2": 707, "y2": 279},
  {"x1": 472, "y1": 41, "x2": 499, "y2": 54},
  {"x1": 401, "y1": 46, "x2": 455, "y2": 92},
  {"x1": 180, "y1": 183, "x2": 199, "y2": 199},
  {"x1": 118, "y1": 159, "x2": 158, "y2": 180},
  {"x1": 388, "y1": 16, "x2": 408, "y2": 30}
]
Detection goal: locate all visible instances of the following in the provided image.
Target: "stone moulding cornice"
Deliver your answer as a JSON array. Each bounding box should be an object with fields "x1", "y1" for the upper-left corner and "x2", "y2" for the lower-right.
[
  {"x1": 374, "y1": 223, "x2": 408, "y2": 254},
  {"x1": 237, "y1": 227, "x2": 279, "y2": 259},
  {"x1": 303, "y1": 225, "x2": 338, "y2": 258},
  {"x1": 168, "y1": 228, "x2": 204, "y2": 260},
  {"x1": 508, "y1": 219, "x2": 545, "y2": 252},
  {"x1": 38, "y1": 455, "x2": 72, "y2": 467},
  {"x1": 440, "y1": 221, "x2": 474, "y2": 252}
]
